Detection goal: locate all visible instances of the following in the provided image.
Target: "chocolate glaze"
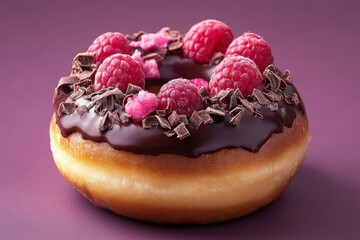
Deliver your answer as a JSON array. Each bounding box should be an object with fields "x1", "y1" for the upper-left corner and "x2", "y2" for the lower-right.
[{"x1": 54, "y1": 55, "x2": 305, "y2": 158}]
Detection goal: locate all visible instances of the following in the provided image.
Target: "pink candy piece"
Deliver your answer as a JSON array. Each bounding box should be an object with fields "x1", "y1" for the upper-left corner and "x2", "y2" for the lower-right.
[
  {"x1": 125, "y1": 90, "x2": 158, "y2": 122},
  {"x1": 189, "y1": 78, "x2": 209, "y2": 91},
  {"x1": 129, "y1": 27, "x2": 176, "y2": 51},
  {"x1": 132, "y1": 50, "x2": 160, "y2": 79}
]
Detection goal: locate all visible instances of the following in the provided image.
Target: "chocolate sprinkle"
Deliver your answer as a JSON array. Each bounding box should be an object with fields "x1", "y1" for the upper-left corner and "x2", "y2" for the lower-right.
[
  {"x1": 58, "y1": 102, "x2": 75, "y2": 116},
  {"x1": 168, "y1": 111, "x2": 180, "y2": 126},
  {"x1": 197, "y1": 110, "x2": 214, "y2": 125},
  {"x1": 110, "y1": 111, "x2": 121, "y2": 125},
  {"x1": 163, "y1": 130, "x2": 176, "y2": 138},
  {"x1": 142, "y1": 116, "x2": 159, "y2": 129},
  {"x1": 252, "y1": 88, "x2": 270, "y2": 105},
  {"x1": 229, "y1": 108, "x2": 245, "y2": 125},
  {"x1": 190, "y1": 111, "x2": 203, "y2": 129},
  {"x1": 76, "y1": 105, "x2": 89, "y2": 116},
  {"x1": 206, "y1": 107, "x2": 225, "y2": 116},
  {"x1": 178, "y1": 115, "x2": 189, "y2": 125},
  {"x1": 155, "y1": 115, "x2": 171, "y2": 130},
  {"x1": 126, "y1": 84, "x2": 142, "y2": 95},
  {"x1": 268, "y1": 102, "x2": 279, "y2": 112},
  {"x1": 99, "y1": 112, "x2": 112, "y2": 132},
  {"x1": 174, "y1": 122, "x2": 190, "y2": 140}
]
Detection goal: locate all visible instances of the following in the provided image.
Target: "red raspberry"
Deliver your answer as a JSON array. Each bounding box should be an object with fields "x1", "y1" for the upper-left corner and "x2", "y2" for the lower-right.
[
  {"x1": 189, "y1": 78, "x2": 209, "y2": 92},
  {"x1": 125, "y1": 90, "x2": 158, "y2": 122},
  {"x1": 182, "y1": 19, "x2": 233, "y2": 64},
  {"x1": 225, "y1": 32, "x2": 273, "y2": 73},
  {"x1": 88, "y1": 32, "x2": 131, "y2": 64},
  {"x1": 94, "y1": 54, "x2": 145, "y2": 92},
  {"x1": 209, "y1": 56, "x2": 263, "y2": 97},
  {"x1": 157, "y1": 78, "x2": 203, "y2": 117}
]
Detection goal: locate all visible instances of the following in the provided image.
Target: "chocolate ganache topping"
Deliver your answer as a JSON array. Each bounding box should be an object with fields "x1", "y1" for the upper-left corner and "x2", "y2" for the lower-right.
[{"x1": 53, "y1": 29, "x2": 305, "y2": 157}]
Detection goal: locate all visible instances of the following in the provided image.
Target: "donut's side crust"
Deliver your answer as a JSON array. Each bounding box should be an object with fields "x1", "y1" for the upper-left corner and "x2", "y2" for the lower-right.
[{"x1": 50, "y1": 113, "x2": 310, "y2": 224}]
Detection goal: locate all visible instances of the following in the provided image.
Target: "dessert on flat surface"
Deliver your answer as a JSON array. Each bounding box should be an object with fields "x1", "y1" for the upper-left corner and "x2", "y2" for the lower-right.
[{"x1": 50, "y1": 19, "x2": 310, "y2": 224}]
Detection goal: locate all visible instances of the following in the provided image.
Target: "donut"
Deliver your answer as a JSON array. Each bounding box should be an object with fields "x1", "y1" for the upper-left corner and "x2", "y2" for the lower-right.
[{"x1": 50, "y1": 20, "x2": 311, "y2": 224}]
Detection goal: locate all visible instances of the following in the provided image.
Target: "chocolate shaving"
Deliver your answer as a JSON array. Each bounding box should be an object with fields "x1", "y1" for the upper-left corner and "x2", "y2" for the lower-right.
[
  {"x1": 252, "y1": 88, "x2": 270, "y2": 105},
  {"x1": 190, "y1": 111, "x2": 203, "y2": 129},
  {"x1": 280, "y1": 108, "x2": 286, "y2": 116},
  {"x1": 254, "y1": 111, "x2": 264, "y2": 119},
  {"x1": 125, "y1": 31, "x2": 145, "y2": 42},
  {"x1": 239, "y1": 99, "x2": 255, "y2": 113},
  {"x1": 76, "y1": 105, "x2": 89, "y2": 116},
  {"x1": 174, "y1": 122, "x2": 190, "y2": 140},
  {"x1": 156, "y1": 109, "x2": 168, "y2": 118},
  {"x1": 229, "y1": 106, "x2": 245, "y2": 116},
  {"x1": 264, "y1": 91, "x2": 282, "y2": 102},
  {"x1": 178, "y1": 114, "x2": 189, "y2": 125},
  {"x1": 93, "y1": 101, "x2": 106, "y2": 116},
  {"x1": 142, "y1": 116, "x2": 159, "y2": 129},
  {"x1": 106, "y1": 96, "x2": 115, "y2": 111},
  {"x1": 229, "y1": 108, "x2": 245, "y2": 125},
  {"x1": 206, "y1": 107, "x2": 225, "y2": 116},
  {"x1": 86, "y1": 85, "x2": 95, "y2": 95},
  {"x1": 92, "y1": 88, "x2": 124, "y2": 103},
  {"x1": 155, "y1": 115, "x2": 171, "y2": 130},
  {"x1": 74, "y1": 69, "x2": 96, "y2": 80},
  {"x1": 165, "y1": 29, "x2": 181, "y2": 39},
  {"x1": 168, "y1": 41, "x2": 183, "y2": 52},
  {"x1": 197, "y1": 110, "x2": 214, "y2": 125},
  {"x1": 283, "y1": 93, "x2": 292, "y2": 105},
  {"x1": 99, "y1": 112, "x2": 112, "y2": 132},
  {"x1": 168, "y1": 111, "x2": 180, "y2": 126},
  {"x1": 291, "y1": 93, "x2": 299, "y2": 106},
  {"x1": 126, "y1": 84, "x2": 142, "y2": 95},
  {"x1": 70, "y1": 86, "x2": 86, "y2": 100},
  {"x1": 142, "y1": 52, "x2": 164, "y2": 63},
  {"x1": 72, "y1": 52, "x2": 96, "y2": 69},
  {"x1": 229, "y1": 90, "x2": 241, "y2": 110},
  {"x1": 209, "y1": 52, "x2": 225, "y2": 65},
  {"x1": 268, "y1": 102, "x2": 279, "y2": 112},
  {"x1": 119, "y1": 112, "x2": 130, "y2": 124},
  {"x1": 163, "y1": 130, "x2": 176, "y2": 137},
  {"x1": 198, "y1": 86, "x2": 210, "y2": 98},
  {"x1": 110, "y1": 111, "x2": 121, "y2": 125},
  {"x1": 56, "y1": 76, "x2": 79, "y2": 95},
  {"x1": 58, "y1": 102, "x2": 75, "y2": 116},
  {"x1": 219, "y1": 89, "x2": 234, "y2": 105},
  {"x1": 283, "y1": 70, "x2": 293, "y2": 84}
]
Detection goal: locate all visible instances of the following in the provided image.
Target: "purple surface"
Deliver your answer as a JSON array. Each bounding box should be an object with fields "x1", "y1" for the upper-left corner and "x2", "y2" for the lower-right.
[{"x1": 1, "y1": 0, "x2": 359, "y2": 239}]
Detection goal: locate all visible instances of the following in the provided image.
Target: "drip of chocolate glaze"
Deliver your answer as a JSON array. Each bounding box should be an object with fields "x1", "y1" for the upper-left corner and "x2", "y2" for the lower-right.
[{"x1": 54, "y1": 54, "x2": 305, "y2": 158}]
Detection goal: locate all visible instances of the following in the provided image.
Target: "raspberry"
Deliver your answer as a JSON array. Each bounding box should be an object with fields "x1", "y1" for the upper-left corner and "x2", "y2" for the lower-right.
[
  {"x1": 225, "y1": 32, "x2": 273, "y2": 73},
  {"x1": 94, "y1": 54, "x2": 145, "y2": 92},
  {"x1": 125, "y1": 90, "x2": 158, "y2": 122},
  {"x1": 182, "y1": 19, "x2": 233, "y2": 64},
  {"x1": 157, "y1": 78, "x2": 203, "y2": 117},
  {"x1": 189, "y1": 78, "x2": 209, "y2": 92},
  {"x1": 209, "y1": 56, "x2": 263, "y2": 97},
  {"x1": 88, "y1": 32, "x2": 131, "y2": 64}
]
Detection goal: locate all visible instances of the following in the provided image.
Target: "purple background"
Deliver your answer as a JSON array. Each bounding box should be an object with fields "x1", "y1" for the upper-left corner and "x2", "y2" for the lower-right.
[{"x1": 1, "y1": 0, "x2": 359, "y2": 239}]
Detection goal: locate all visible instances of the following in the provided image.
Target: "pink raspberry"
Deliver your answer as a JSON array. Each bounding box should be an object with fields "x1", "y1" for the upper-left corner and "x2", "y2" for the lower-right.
[
  {"x1": 225, "y1": 32, "x2": 273, "y2": 73},
  {"x1": 209, "y1": 56, "x2": 263, "y2": 97},
  {"x1": 88, "y1": 32, "x2": 131, "y2": 64},
  {"x1": 131, "y1": 50, "x2": 160, "y2": 79},
  {"x1": 94, "y1": 54, "x2": 145, "y2": 92},
  {"x1": 182, "y1": 19, "x2": 233, "y2": 64},
  {"x1": 189, "y1": 78, "x2": 209, "y2": 92},
  {"x1": 125, "y1": 90, "x2": 158, "y2": 122},
  {"x1": 157, "y1": 78, "x2": 203, "y2": 117}
]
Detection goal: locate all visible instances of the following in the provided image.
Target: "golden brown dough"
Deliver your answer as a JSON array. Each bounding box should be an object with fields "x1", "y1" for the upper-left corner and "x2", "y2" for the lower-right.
[{"x1": 50, "y1": 112, "x2": 310, "y2": 224}]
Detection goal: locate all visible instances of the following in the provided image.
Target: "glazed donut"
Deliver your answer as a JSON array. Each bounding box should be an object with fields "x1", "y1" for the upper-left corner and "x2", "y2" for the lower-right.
[{"x1": 50, "y1": 20, "x2": 310, "y2": 224}]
